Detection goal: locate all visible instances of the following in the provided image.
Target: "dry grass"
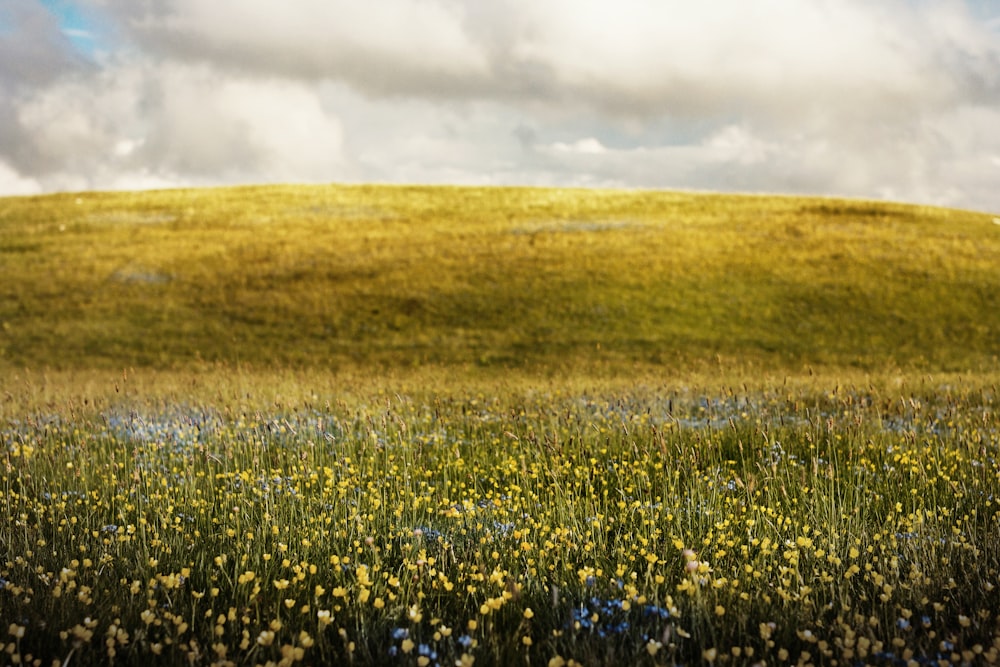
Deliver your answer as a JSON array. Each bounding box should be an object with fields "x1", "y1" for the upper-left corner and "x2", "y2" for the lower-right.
[{"x1": 1, "y1": 184, "x2": 997, "y2": 378}]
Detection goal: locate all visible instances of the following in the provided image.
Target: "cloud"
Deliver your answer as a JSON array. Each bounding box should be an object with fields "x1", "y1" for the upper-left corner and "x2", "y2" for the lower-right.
[
  {"x1": 0, "y1": 159, "x2": 43, "y2": 196},
  {"x1": 134, "y1": 65, "x2": 349, "y2": 181},
  {"x1": 6, "y1": 58, "x2": 351, "y2": 191},
  {"x1": 1, "y1": 0, "x2": 999, "y2": 211},
  {"x1": 0, "y1": 1, "x2": 90, "y2": 177},
  {"x1": 0, "y1": 1, "x2": 86, "y2": 89},
  {"x1": 551, "y1": 138, "x2": 608, "y2": 155},
  {"x1": 529, "y1": 126, "x2": 781, "y2": 192},
  {"x1": 98, "y1": 0, "x2": 999, "y2": 117},
  {"x1": 102, "y1": 0, "x2": 492, "y2": 96}
]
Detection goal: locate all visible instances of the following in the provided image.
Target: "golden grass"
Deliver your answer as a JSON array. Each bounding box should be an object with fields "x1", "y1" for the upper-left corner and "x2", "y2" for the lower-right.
[
  {"x1": 3, "y1": 184, "x2": 1000, "y2": 666},
  {"x1": 1, "y1": 184, "x2": 997, "y2": 380}
]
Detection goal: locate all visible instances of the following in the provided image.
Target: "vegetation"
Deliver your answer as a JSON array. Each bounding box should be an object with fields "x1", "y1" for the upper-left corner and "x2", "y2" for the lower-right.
[
  {"x1": 1, "y1": 184, "x2": 998, "y2": 375},
  {"x1": 3, "y1": 382, "x2": 1000, "y2": 666},
  {"x1": 1, "y1": 184, "x2": 999, "y2": 666}
]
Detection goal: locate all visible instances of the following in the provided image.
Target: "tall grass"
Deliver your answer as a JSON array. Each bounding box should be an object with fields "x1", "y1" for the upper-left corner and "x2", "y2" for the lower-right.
[{"x1": 2, "y1": 381, "x2": 999, "y2": 665}]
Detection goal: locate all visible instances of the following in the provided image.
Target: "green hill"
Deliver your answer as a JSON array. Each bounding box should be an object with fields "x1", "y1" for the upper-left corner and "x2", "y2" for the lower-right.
[{"x1": 1, "y1": 184, "x2": 997, "y2": 375}]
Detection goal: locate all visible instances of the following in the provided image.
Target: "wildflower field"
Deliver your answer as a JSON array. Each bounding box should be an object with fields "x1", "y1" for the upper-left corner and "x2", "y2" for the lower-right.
[
  {"x1": 2, "y1": 185, "x2": 1000, "y2": 665},
  {"x1": 3, "y1": 378, "x2": 1000, "y2": 666}
]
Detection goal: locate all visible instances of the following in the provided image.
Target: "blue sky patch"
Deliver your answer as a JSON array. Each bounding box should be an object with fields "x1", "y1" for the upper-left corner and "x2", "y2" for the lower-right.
[{"x1": 38, "y1": 0, "x2": 110, "y2": 56}]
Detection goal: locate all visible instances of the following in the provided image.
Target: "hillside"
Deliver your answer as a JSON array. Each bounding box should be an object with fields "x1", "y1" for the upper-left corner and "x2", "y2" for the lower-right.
[{"x1": 1, "y1": 184, "x2": 997, "y2": 376}]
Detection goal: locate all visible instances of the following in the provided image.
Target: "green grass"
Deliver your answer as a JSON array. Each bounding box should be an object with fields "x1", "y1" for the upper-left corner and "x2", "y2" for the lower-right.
[{"x1": 2, "y1": 184, "x2": 998, "y2": 375}]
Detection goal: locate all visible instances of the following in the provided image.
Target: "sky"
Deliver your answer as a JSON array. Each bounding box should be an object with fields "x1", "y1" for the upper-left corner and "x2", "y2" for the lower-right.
[{"x1": 1, "y1": 1, "x2": 999, "y2": 212}]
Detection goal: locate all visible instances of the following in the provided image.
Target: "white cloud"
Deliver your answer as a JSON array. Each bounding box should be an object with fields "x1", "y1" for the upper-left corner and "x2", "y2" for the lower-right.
[
  {"x1": 113, "y1": 0, "x2": 491, "y2": 95},
  {"x1": 61, "y1": 27, "x2": 95, "y2": 39},
  {"x1": 136, "y1": 64, "x2": 348, "y2": 181},
  {"x1": 702, "y1": 126, "x2": 774, "y2": 166},
  {"x1": 1, "y1": 0, "x2": 999, "y2": 212},
  {"x1": 96, "y1": 0, "x2": 991, "y2": 122},
  {"x1": 0, "y1": 160, "x2": 43, "y2": 196},
  {"x1": 551, "y1": 138, "x2": 607, "y2": 155},
  {"x1": 7, "y1": 58, "x2": 351, "y2": 191}
]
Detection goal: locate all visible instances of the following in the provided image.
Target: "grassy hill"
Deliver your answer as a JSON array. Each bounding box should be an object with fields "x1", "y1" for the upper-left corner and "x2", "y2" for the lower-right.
[
  {"x1": 1, "y1": 184, "x2": 998, "y2": 377},
  {"x1": 4, "y1": 186, "x2": 1000, "y2": 664}
]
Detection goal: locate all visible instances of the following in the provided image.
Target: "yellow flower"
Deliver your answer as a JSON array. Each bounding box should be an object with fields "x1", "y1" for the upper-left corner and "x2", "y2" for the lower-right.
[{"x1": 523, "y1": 608, "x2": 534, "y2": 619}]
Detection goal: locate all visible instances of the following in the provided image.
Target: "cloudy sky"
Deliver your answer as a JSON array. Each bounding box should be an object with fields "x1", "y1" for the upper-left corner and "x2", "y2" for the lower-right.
[{"x1": 2, "y1": 0, "x2": 999, "y2": 212}]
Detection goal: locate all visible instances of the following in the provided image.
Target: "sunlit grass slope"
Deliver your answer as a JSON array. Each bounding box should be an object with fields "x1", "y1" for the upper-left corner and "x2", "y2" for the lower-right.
[{"x1": 1, "y1": 184, "x2": 997, "y2": 374}]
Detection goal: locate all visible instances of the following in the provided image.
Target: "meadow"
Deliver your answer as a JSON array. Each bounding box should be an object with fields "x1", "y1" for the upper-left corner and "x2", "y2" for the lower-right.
[
  {"x1": 1, "y1": 184, "x2": 1000, "y2": 666},
  {"x1": 1, "y1": 184, "x2": 998, "y2": 373}
]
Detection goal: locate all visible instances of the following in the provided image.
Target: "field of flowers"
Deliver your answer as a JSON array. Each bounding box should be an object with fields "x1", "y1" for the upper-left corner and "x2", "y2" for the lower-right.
[{"x1": 3, "y1": 380, "x2": 999, "y2": 666}]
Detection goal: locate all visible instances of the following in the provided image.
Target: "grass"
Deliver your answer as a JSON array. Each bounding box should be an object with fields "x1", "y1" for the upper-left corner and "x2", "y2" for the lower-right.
[
  {"x1": 2, "y1": 380, "x2": 999, "y2": 666},
  {"x1": 1, "y1": 184, "x2": 998, "y2": 374},
  {"x1": 1, "y1": 184, "x2": 1000, "y2": 666}
]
